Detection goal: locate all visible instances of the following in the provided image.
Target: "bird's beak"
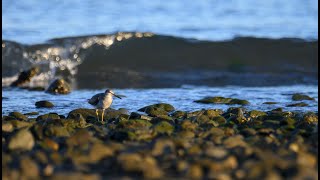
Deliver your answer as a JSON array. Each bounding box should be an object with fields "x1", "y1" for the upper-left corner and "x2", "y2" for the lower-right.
[{"x1": 112, "y1": 93, "x2": 122, "y2": 99}]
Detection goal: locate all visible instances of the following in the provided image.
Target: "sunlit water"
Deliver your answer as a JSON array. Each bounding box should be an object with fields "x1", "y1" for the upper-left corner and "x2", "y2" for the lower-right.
[
  {"x1": 2, "y1": 85, "x2": 318, "y2": 117},
  {"x1": 3, "y1": 0, "x2": 318, "y2": 44}
]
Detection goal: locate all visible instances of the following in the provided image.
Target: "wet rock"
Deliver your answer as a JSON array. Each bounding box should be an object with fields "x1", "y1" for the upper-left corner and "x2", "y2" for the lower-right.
[
  {"x1": 24, "y1": 112, "x2": 39, "y2": 116},
  {"x1": 24, "y1": 86, "x2": 46, "y2": 91},
  {"x1": 287, "y1": 102, "x2": 308, "y2": 107},
  {"x1": 19, "y1": 156, "x2": 40, "y2": 179},
  {"x1": 8, "y1": 120, "x2": 34, "y2": 129},
  {"x1": 129, "y1": 112, "x2": 152, "y2": 121},
  {"x1": 36, "y1": 113, "x2": 60, "y2": 121},
  {"x1": 176, "y1": 130, "x2": 195, "y2": 139},
  {"x1": 204, "y1": 109, "x2": 223, "y2": 118},
  {"x1": 263, "y1": 101, "x2": 277, "y2": 104},
  {"x1": 205, "y1": 146, "x2": 228, "y2": 159},
  {"x1": 249, "y1": 110, "x2": 267, "y2": 118},
  {"x1": 46, "y1": 78, "x2": 71, "y2": 94},
  {"x1": 68, "y1": 108, "x2": 125, "y2": 121},
  {"x1": 118, "y1": 119, "x2": 153, "y2": 129},
  {"x1": 10, "y1": 67, "x2": 39, "y2": 87},
  {"x1": 171, "y1": 111, "x2": 187, "y2": 118},
  {"x1": 292, "y1": 93, "x2": 315, "y2": 101},
  {"x1": 8, "y1": 111, "x2": 28, "y2": 121},
  {"x1": 138, "y1": 103, "x2": 175, "y2": 112},
  {"x1": 152, "y1": 121, "x2": 174, "y2": 134},
  {"x1": 303, "y1": 112, "x2": 318, "y2": 124},
  {"x1": 69, "y1": 142, "x2": 114, "y2": 164},
  {"x1": 186, "y1": 164, "x2": 203, "y2": 179},
  {"x1": 223, "y1": 135, "x2": 247, "y2": 148},
  {"x1": 151, "y1": 138, "x2": 175, "y2": 156},
  {"x1": 194, "y1": 96, "x2": 249, "y2": 105},
  {"x1": 44, "y1": 125, "x2": 70, "y2": 137},
  {"x1": 240, "y1": 128, "x2": 257, "y2": 137},
  {"x1": 117, "y1": 153, "x2": 163, "y2": 179},
  {"x1": 35, "y1": 100, "x2": 54, "y2": 108},
  {"x1": 8, "y1": 129, "x2": 35, "y2": 151},
  {"x1": 180, "y1": 120, "x2": 197, "y2": 131},
  {"x1": 2, "y1": 123, "x2": 14, "y2": 132},
  {"x1": 212, "y1": 116, "x2": 227, "y2": 125},
  {"x1": 40, "y1": 138, "x2": 59, "y2": 151},
  {"x1": 48, "y1": 173, "x2": 101, "y2": 180}
]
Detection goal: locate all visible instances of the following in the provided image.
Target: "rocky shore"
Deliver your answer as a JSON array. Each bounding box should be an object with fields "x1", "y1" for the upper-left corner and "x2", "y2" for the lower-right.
[{"x1": 2, "y1": 100, "x2": 318, "y2": 179}]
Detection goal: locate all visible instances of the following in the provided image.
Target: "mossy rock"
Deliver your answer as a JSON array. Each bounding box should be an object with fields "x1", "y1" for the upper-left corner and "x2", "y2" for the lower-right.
[
  {"x1": 204, "y1": 109, "x2": 222, "y2": 118},
  {"x1": 228, "y1": 98, "x2": 250, "y2": 105},
  {"x1": 142, "y1": 107, "x2": 169, "y2": 117},
  {"x1": 36, "y1": 113, "x2": 60, "y2": 121},
  {"x1": 152, "y1": 121, "x2": 174, "y2": 135},
  {"x1": 68, "y1": 108, "x2": 125, "y2": 121},
  {"x1": 44, "y1": 125, "x2": 70, "y2": 137},
  {"x1": 212, "y1": 116, "x2": 227, "y2": 125},
  {"x1": 8, "y1": 120, "x2": 35, "y2": 129},
  {"x1": 280, "y1": 117, "x2": 296, "y2": 126},
  {"x1": 249, "y1": 110, "x2": 267, "y2": 118},
  {"x1": 180, "y1": 120, "x2": 197, "y2": 131},
  {"x1": 194, "y1": 97, "x2": 249, "y2": 105},
  {"x1": 287, "y1": 102, "x2": 308, "y2": 107},
  {"x1": 110, "y1": 129, "x2": 154, "y2": 141},
  {"x1": 35, "y1": 101, "x2": 54, "y2": 108},
  {"x1": 292, "y1": 93, "x2": 315, "y2": 101},
  {"x1": 117, "y1": 119, "x2": 153, "y2": 129},
  {"x1": 138, "y1": 103, "x2": 175, "y2": 113},
  {"x1": 8, "y1": 112, "x2": 28, "y2": 121},
  {"x1": 303, "y1": 112, "x2": 318, "y2": 124},
  {"x1": 194, "y1": 96, "x2": 232, "y2": 104},
  {"x1": 171, "y1": 111, "x2": 187, "y2": 118}
]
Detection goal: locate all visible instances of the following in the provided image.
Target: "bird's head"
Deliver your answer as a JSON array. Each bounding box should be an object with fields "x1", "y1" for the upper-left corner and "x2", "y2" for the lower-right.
[{"x1": 105, "y1": 89, "x2": 122, "y2": 99}]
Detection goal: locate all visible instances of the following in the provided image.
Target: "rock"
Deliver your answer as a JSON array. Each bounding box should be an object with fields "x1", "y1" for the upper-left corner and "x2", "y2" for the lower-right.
[
  {"x1": 19, "y1": 156, "x2": 40, "y2": 179},
  {"x1": 151, "y1": 138, "x2": 175, "y2": 156},
  {"x1": 68, "y1": 108, "x2": 125, "y2": 121},
  {"x1": 205, "y1": 146, "x2": 228, "y2": 159},
  {"x1": 40, "y1": 138, "x2": 59, "y2": 151},
  {"x1": 44, "y1": 125, "x2": 70, "y2": 137},
  {"x1": 8, "y1": 112, "x2": 28, "y2": 121},
  {"x1": 249, "y1": 110, "x2": 267, "y2": 118},
  {"x1": 223, "y1": 135, "x2": 247, "y2": 148},
  {"x1": 176, "y1": 131, "x2": 195, "y2": 139},
  {"x1": 2, "y1": 123, "x2": 13, "y2": 132},
  {"x1": 117, "y1": 153, "x2": 163, "y2": 179},
  {"x1": 194, "y1": 96, "x2": 249, "y2": 105},
  {"x1": 287, "y1": 102, "x2": 308, "y2": 107},
  {"x1": 152, "y1": 121, "x2": 174, "y2": 134},
  {"x1": 180, "y1": 120, "x2": 197, "y2": 131},
  {"x1": 303, "y1": 112, "x2": 318, "y2": 124},
  {"x1": 48, "y1": 173, "x2": 101, "y2": 180},
  {"x1": 24, "y1": 112, "x2": 39, "y2": 116},
  {"x1": 129, "y1": 112, "x2": 152, "y2": 121},
  {"x1": 138, "y1": 103, "x2": 175, "y2": 112},
  {"x1": 292, "y1": 93, "x2": 315, "y2": 101},
  {"x1": 117, "y1": 119, "x2": 153, "y2": 129},
  {"x1": 46, "y1": 78, "x2": 71, "y2": 94},
  {"x1": 8, "y1": 129, "x2": 35, "y2": 151},
  {"x1": 186, "y1": 164, "x2": 203, "y2": 179},
  {"x1": 263, "y1": 102, "x2": 277, "y2": 104},
  {"x1": 212, "y1": 116, "x2": 227, "y2": 125},
  {"x1": 36, "y1": 113, "x2": 60, "y2": 121},
  {"x1": 8, "y1": 120, "x2": 34, "y2": 129},
  {"x1": 204, "y1": 109, "x2": 222, "y2": 118},
  {"x1": 35, "y1": 100, "x2": 54, "y2": 108},
  {"x1": 10, "y1": 67, "x2": 39, "y2": 87},
  {"x1": 171, "y1": 111, "x2": 187, "y2": 118}
]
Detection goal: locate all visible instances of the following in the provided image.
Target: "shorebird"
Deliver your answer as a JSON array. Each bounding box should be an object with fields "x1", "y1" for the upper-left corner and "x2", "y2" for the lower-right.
[{"x1": 88, "y1": 89, "x2": 123, "y2": 121}]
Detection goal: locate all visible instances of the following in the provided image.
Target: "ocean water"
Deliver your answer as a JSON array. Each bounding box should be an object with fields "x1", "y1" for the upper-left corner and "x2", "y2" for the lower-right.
[
  {"x1": 2, "y1": 85, "x2": 318, "y2": 116},
  {"x1": 2, "y1": 0, "x2": 318, "y2": 44}
]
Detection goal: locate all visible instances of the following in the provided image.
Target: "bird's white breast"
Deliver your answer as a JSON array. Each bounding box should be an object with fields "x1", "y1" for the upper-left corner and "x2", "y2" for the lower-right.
[{"x1": 98, "y1": 94, "x2": 113, "y2": 109}]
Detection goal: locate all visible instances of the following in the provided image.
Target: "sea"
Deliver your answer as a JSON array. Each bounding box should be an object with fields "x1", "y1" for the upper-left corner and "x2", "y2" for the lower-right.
[{"x1": 2, "y1": 0, "x2": 318, "y2": 115}]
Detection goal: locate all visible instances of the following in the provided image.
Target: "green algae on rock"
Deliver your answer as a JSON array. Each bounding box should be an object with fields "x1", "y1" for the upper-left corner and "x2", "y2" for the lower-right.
[
  {"x1": 292, "y1": 93, "x2": 315, "y2": 101},
  {"x1": 35, "y1": 101, "x2": 54, "y2": 108}
]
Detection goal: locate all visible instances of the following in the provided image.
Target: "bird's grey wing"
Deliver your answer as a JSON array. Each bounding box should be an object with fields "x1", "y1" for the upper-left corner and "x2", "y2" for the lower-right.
[{"x1": 88, "y1": 93, "x2": 103, "y2": 105}]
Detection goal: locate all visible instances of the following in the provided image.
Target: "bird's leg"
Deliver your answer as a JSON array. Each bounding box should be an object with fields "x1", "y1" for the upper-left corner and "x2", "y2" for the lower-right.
[
  {"x1": 95, "y1": 109, "x2": 99, "y2": 121},
  {"x1": 102, "y1": 109, "x2": 105, "y2": 122}
]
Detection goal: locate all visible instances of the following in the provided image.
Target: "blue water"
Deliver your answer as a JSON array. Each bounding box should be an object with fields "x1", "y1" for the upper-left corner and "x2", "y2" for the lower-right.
[
  {"x1": 2, "y1": 0, "x2": 318, "y2": 44},
  {"x1": 2, "y1": 85, "x2": 318, "y2": 117}
]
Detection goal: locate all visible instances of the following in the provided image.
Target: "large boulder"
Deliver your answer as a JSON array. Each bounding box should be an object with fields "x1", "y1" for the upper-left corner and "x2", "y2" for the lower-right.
[
  {"x1": 46, "y1": 78, "x2": 71, "y2": 94},
  {"x1": 10, "y1": 67, "x2": 39, "y2": 87}
]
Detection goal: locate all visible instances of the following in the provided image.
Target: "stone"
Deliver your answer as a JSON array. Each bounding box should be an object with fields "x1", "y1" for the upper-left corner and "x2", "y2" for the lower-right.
[
  {"x1": 19, "y1": 157, "x2": 40, "y2": 179},
  {"x1": 8, "y1": 129, "x2": 35, "y2": 151},
  {"x1": 8, "y1": 112, "x2": 28, "y2": 121},
  {"x1": 152, "y1": 121, "x2": 174, "y2": 134},
  {"x1": 10, "y1": 67, "x2": 39, "y2": 87},
  {"x1": 287, "y1": 102, "x2": 308, "y2": 107},
  {"x1": 292, "y1": 93, "x2": 315, "y2": 101},
  {"x1": 46, "y1": 78, "x2": 71, "y2": 94},
  {"x1": 35, "y1": 100, "x2": 54, "y2": 108}
]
